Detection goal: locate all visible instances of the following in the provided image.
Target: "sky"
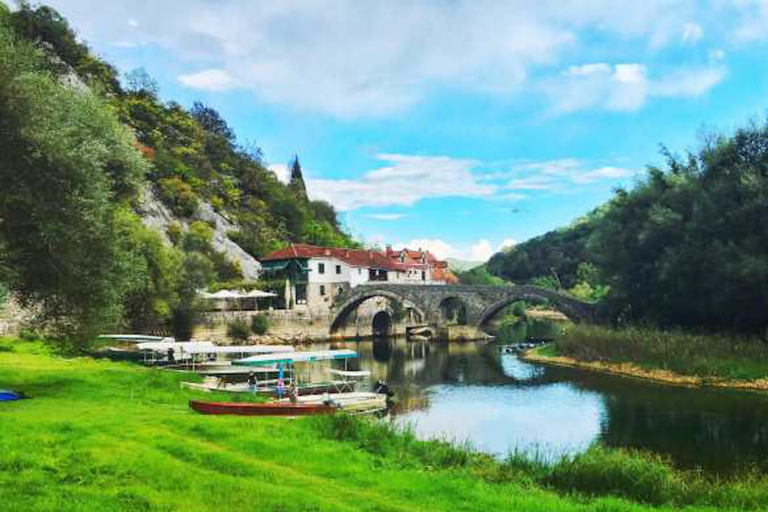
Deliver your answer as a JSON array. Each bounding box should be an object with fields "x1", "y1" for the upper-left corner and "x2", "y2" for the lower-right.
[{"x1": 45, "y1": 0, "x2": 768, "y2": 261}]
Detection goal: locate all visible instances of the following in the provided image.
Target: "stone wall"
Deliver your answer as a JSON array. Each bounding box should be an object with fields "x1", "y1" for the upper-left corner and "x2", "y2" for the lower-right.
[
  {"x1": 195, "y1": 294, "x2": 409, "y2": 343},
  {"x1": 0, "y1": 298, "x2": 34, "y2": 337}
]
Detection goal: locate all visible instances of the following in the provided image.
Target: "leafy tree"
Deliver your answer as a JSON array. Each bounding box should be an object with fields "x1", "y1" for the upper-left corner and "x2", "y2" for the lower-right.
[
  {"x1": 124, "y1": 67, "x2": 159, "y2": 97},
  {"x1": 191, "y1": 101, "x2": 234, "y2": 142},
  {"x1": 0, "y1": 23, "x2": 146, "y2": 341}
]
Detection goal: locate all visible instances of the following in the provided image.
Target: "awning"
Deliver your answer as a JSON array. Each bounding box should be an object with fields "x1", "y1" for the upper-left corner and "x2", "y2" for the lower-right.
[
  {"x1": 98, "y1": 334, "x2": 174, "y2": 343},
  {"x1": 233, "y1": 349, "x2": 358, "y2": 367},
  {"x1": 182, "y1": 344, "x2": 294, "y2": 355},
  {"x1": 326, "y1": 369, "x2": 371, "y2": 378},
  {"x1": 261, "y1": 259, "x2": 309, "y2": 272}
]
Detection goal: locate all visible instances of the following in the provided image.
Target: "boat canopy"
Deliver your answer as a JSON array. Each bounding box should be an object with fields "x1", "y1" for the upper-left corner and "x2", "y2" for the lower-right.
[
  {"x1": 233, "y1": 349, "x2": 358, "y2": 367},
  {"x1": 98, "y1": 334, "x2": 174, "y2": 343},
  {"x1": 182, "y1": 344, "x2": 294, "y2": 355},
  {"x1": 326, "y1": 369, "x2": 371, "y2": 378},
  {"x1": 137, "y1": 341, "x2": 216, "y2": 353}
]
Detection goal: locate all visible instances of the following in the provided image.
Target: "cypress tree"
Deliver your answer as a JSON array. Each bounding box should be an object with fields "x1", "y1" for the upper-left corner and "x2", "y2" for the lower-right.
[{"x1": 289, "y1": 155, "x2": 308, "y2": 202}]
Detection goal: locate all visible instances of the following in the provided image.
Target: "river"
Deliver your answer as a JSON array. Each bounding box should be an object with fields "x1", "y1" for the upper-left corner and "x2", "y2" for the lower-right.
[{"x1": 316, "y1": 320, "x2": 768, "y2": 474}]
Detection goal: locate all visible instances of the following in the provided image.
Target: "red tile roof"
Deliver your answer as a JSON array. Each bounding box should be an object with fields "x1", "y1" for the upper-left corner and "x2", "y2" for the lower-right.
[
  {"x1": 261, "y1": 244, "x2": 449, "y2": 275},
  {"x1": 261, "y1": 244, "x2": 405, "y2": 271}
]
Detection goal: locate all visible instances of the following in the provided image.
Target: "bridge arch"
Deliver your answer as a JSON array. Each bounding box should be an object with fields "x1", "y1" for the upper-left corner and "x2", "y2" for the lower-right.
[
  {"x1": 330, "y1": 289, "x2": 428, "y2": 335},
  {"x1": 439, "y1": 296, "x2": 468, "y2": 325},
  {"x1": 478, "y1": 288, "x2": 594, "y2": 327}
]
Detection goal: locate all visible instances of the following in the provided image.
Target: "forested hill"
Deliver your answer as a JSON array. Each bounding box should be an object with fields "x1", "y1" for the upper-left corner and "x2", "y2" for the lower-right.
[
  {"x1": 486, "y1": 209, "x2": 602, "y2": 292},
  {"x1": 485, "y1": 126, "x2": 768, "y2": 333},
  {"x1": 0, "y1": 4, "x2": 356, "y2": 342}
]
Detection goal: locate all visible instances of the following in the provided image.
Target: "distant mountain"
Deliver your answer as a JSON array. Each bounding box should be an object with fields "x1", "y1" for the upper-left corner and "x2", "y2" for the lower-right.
[{"x1": 447, "y1": 258, "x2": 483, "y2": 272}]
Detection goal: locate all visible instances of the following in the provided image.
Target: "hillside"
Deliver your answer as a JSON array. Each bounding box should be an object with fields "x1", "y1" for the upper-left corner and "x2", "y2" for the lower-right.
[
  {"x1": 0, "y1": 4, "x2": 357, "y2": 341},
  {"x1": 485, "y1": 209, "x2": 603, "y2": 298}
]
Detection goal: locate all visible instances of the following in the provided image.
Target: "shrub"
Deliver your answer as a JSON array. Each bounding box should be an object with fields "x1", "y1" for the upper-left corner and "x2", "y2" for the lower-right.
[
  {"x1": 544, "y1": 446, "x2": 680, "y2": 506},
  {"x1": 227, "y1": 319, "x2": 250, "y2": 342},
  {"x1": 158, "y1": 177, "x2": 198, "y2": 217},
  {"x1": 251, "y1": 314, "x2": 269, "y2": 335},
  {"x1": 166, "y1": 222, "x2": 183, "y2": 245}
]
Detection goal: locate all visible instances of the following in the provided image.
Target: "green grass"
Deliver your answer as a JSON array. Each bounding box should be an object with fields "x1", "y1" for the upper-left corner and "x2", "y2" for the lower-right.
[
  {"x1": 556, "y1": 324, "x2": 768, "y2": 381},
  {"x1": 2, "y1": 337, "x2": 768, "y2": 512}
]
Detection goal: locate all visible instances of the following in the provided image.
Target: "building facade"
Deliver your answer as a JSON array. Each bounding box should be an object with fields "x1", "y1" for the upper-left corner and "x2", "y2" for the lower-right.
[{"x1": 260, "y1": 244, "x2": 457, "y2": 313}]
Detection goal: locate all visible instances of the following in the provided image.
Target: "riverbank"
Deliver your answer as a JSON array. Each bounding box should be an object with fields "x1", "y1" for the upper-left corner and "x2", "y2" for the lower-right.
[
  {"x1": 3, "y1": 337, "x2": 768, "y2": 511},
  {"x1": 523, "y1": 324, "x2": 768, "y2": 391}
]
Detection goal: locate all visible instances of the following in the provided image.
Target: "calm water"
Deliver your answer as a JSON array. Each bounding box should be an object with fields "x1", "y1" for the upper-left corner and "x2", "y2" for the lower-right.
[{"x1": 316, "y1": 321, "x2": 768, "y2": 473}]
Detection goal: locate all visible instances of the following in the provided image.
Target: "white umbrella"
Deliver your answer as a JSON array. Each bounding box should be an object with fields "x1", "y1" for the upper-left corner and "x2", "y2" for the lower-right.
[
  {"x1": 201, "y1": 289, "x2": 244, "y2": 299},
  {"x1": 244, "y1": 289, "x2": 277, "y2": 298}
]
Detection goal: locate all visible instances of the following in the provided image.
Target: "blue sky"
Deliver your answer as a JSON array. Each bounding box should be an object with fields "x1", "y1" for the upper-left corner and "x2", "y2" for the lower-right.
[{"x1": 47, "y1": 0, "x2": 768, "y2": 261}]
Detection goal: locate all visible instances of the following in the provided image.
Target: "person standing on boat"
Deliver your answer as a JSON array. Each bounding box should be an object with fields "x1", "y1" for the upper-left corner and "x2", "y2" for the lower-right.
[{"x1": 247, "y1": 371, "x2": 257, "y2": 393}]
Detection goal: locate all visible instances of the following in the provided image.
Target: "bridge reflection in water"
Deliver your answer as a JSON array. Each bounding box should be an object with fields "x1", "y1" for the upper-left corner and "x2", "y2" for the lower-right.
[{"x1": 312, "y1": 323, "x2": 768, "y2": 474}]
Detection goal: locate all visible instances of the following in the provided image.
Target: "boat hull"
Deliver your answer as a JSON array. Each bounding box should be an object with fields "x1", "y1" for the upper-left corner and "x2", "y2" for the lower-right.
[{"x1": 189, "y1": 399, "x2": 336, "y2": 416}]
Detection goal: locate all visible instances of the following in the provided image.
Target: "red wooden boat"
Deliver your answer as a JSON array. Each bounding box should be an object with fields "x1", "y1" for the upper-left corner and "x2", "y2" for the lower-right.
[{"x1": 189, "y1": 399, "x2": 336, "y2": 416}]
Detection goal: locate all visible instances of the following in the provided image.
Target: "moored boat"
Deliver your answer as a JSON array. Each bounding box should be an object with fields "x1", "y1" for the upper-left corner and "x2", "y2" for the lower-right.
[{"x1": 188, "y1": 399, "x2": 336, "y2": 416}]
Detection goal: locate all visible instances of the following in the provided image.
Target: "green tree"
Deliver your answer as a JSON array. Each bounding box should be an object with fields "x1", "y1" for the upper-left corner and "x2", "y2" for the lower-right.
[
  {"x1": 289, "y1": 155, "x2": 309, "y2": 203},
  {"x1": 0, "y1": 24, "x2": 146, "y2": 342}
]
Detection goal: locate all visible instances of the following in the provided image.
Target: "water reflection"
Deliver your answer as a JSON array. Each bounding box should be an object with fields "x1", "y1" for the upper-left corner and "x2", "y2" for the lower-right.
[{"x1": 314, "y1": 321, "x2": 768, "y2": 473}]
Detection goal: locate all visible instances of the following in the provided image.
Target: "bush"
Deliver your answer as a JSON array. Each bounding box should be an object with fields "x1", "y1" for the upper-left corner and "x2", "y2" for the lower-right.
[
  {"x1": 227, "y1": 319, "x2": 250, "y2": 342},
  {"x1": 158, "y1": 177, "x2": 198, "y2": 217},
  {"x1": 250, "y1": 314, "x2": 269, "y2": 335},
  {"x1": 544, "y1": 446, "x2": 680, "y2": 506}
]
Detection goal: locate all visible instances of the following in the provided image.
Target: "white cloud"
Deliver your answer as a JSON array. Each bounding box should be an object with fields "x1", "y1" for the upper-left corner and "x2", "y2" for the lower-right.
[
  {"x1": 470, "y1": 239, "x2": 495, "y2": 262},
  {"x1": 731, "y1": 0, "x2": 768, "y2": 42},
  {"x1": 681, "y1": 22, "x2": 703, "y2": 44},
  {"x1": 572, "y1": 166, "x2": 634, "y2": 184},
  {"x1": 178, "y1": 69, "x2": 240, "y2": 92},
  {"x1": 499, "y1": 238, "x2": 517, "y2": 251},
  {"x1": 547, "y1": 61, "x2": 725, "y2": 114},
  {"x1": 366, "y1": 213, "x2": 408, "y2": 221},
  {"x1": 507, "y1": 159, "x2": 635, "y2": 191},
  {"x1": 268, "y1": 163, "x2": 290, "y2": 184},
  {"x1": 44, "y1": 0, "x2": 718, "y2": 118},
  {"x1": 309, "y1": 154, "x2": 495, "y2": 211},
  {"x1": 653, "y1": 66, "x2": 727, "y2": 98}
]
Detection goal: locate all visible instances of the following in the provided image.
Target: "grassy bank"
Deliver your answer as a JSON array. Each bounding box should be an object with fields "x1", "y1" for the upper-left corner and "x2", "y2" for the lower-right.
[
  {"x1": 2, "y1": 338, "x2": 768, "y2": 511},
  {"x1": 531, "y1": 324, "x2": 768, "y2": 387}
]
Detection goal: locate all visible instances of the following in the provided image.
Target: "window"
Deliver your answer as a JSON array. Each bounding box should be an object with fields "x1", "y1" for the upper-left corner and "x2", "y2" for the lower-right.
[
  {"x1": 337, "y1": 286, "x2": 344, "y2": 295},
  {"x1": 319, "y1": 285, "x2": 326, "y2": 296},
  {"x1": 422, "y1": 271, "x2": 426, "y2": 281},
  {"x1": 336, "y1": 264, "x2": 341, "y2": 274},
  {"x1": 358, "y1": 268, "x2": 362, "y2": 275},
  {"x1": 295, "y1": 284, "x2": 307, "y2": 304},
  {"x1": 318, "y1": 263, "x2": 325, "y2": 274}
]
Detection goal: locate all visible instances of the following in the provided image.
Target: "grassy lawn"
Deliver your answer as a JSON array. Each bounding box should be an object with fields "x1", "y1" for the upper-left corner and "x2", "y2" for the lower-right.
[{"x1": 0, "y1": 337, "x2": 764, "y2": 512}]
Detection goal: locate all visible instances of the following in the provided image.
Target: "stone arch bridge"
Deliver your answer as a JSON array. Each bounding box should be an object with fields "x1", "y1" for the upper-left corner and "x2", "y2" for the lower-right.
[{"x1": 329, "y1": 284, "x2": 597, "y2": 339}]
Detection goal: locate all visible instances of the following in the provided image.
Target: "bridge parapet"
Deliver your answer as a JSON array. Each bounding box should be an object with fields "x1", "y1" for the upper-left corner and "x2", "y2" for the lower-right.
[{"x1": 331, "y1": 283, "x2": 597, "y2": 336}]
